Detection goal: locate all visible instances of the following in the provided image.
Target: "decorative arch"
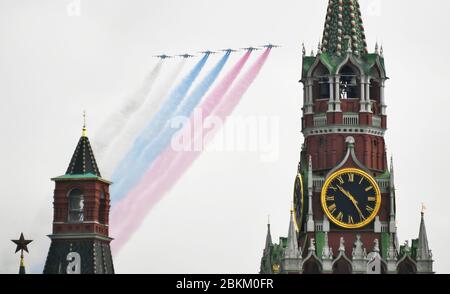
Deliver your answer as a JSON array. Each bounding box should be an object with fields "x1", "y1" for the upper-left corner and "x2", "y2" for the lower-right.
[
  {"x1": 67, "y1": 188, "x2": 84, "y2": 223},
  {"x1": 335, "y1": 55, "x2": 365, "y2": 76},
  {"x1": 373, "y1": 57, "x2": 387, "y2": 79},
  {"x1": 337, "y1": 61, "x2": 362, "y2": 100},
  {"x1": 302, "y1": 255, "x2": 323, "y2": 274},
  {"x1": 332, "y1": 254, "x2": 353, "y2": 274},
  {"x1": 397, "y1": 255, "x2": 417, "y2": 274},
  {"x1": 307, "y1": 56, "x2": 332, "y2": 78},
  {"x1": 309, "y1": 61, "x2": 331, "y2": 101}
]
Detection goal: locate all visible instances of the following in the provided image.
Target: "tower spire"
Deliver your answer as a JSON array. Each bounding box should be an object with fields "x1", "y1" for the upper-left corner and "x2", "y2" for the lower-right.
[
  {"x1": 415, "y1": 208, "x2": 434, "y2": 273},
  {"x1": 284, "y1": 210, "x2": 300, "y2": 259},
  {"x1": 321, "y1": 0, "x2": 368, "y2": 56},
  {"x1": 65, "y1": 114, "x2": 101, "y2": 177},
  {"x1": 82, "y1": 110, "x2": 87, "y2": 137},
  {"x1": 416, "y1": 208, "x2": 431, "y2": 260},
  {"x1": 389, "y1": 155, "x2": 396, "y2": 233},
  {"x1": 264, "y1": 220, "x2": 272, "y2": 253}
]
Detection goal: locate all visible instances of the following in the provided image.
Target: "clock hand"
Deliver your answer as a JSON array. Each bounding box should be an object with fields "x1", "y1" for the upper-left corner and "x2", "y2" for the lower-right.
[{"x1": 337, "y1": 186, "x2": 366, "y2": 221}]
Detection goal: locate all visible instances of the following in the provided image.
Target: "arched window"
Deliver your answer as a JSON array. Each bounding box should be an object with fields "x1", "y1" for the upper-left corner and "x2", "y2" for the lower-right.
[
  {"x1": 370, "y1": 78, "x2": 381, "y2": 115},
  {"x1": 339, "y1": 65, "x2": 360, "y2": 99},
  {"x1": 99, "y1": 190, "x2": 106, "y2": 224},
  {"x1": 312, "y1": 63, "x2": 330, "y2": 100},
  {"x1": 68, "y1": 189, "x2": 84, "y2": 222}
]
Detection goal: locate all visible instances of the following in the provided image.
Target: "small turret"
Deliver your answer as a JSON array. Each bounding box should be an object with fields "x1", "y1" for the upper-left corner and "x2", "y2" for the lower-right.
[
  {"x1": 415, "y1": 208, "x2": 434, "y2": 274},
  {"x1": 281, "y1": 210, "x2": 302, "y2": 273},
  {"x1": 259, "y1": 220, "x2": 273, "y2": 274}
]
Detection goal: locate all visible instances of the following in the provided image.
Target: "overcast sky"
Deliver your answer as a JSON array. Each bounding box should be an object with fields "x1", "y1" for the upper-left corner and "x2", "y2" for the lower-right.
[{"x1": 1, "y1": 0, "x2": 450, "y2": 274}]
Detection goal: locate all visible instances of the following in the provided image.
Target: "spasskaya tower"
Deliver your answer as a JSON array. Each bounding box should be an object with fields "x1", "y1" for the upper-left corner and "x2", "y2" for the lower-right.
[{"x1": 260, "y1": 0, "x2": 434, "y2": 274}]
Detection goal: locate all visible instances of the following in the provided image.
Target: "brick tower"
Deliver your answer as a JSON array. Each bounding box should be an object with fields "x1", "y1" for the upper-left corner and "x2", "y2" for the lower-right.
[
  {"x1": 43, "y1": 120, "x2": 114, "y2": 274},
  {"x1": 260, "y1": 0, "x2": 433, "y2": 274}
]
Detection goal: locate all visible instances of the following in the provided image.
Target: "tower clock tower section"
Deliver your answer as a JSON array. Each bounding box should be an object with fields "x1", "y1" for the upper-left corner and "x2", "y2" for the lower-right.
[
  {"x1": 260, "y1": 0, "x2": 433, "y2": 274},
  {"x1": 43, "y1": 124, "x2": 114, "y2": 274}
]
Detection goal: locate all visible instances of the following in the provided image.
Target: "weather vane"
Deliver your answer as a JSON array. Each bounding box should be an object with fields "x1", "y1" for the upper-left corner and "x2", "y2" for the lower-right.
[
  {"x1": 82, "y1": 110, "x2": 87, "y2": 137},
  {"x1": 11, "y1": 233, "x2": 32, "y2": 274},
  {"x1": 421, "y1": 203, "x2": 427, "y2": 214}
]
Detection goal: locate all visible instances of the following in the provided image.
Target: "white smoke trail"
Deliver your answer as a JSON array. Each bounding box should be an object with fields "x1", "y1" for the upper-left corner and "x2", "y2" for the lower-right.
[
  {"x1": 92, "y1": 60, "x2": 164, "y2": 160},
  {"x1": 99, "y1": 60, "x2": 186, "y2": 177}
]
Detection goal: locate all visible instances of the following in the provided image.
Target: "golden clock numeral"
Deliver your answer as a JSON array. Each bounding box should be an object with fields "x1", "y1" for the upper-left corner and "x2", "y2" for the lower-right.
[
  {"x1": 368, "y1": 196, "x2": 376, "y2": 202},
  {"x1": 359, "y1": 177, "x2": 364, "y2": 185},
  {"x1": 366, "y1": 205, "x2": 374, "y2": 213},
  {"x1": 336, "y1": 176, "x2": 344, "y2": 184},
  {"x1": 348, "y1": 173, "x2": 355, "y2": 182},
  {"x1": 348, "y1": 215, "x2": 354, "y2": 224},
  {"x1": 365, "y1": 186, "x2": 374, "y2": 192},
  {"x1": 328, "y1": 204, "x2": 337, "y2": 214},
  {"x1": 326, "y1": 195, "x2": 335, "y2": 201},
  {"x1": 336, "y1": 212, "x2": 344, "y2": 222},
  {"x1": 329, "y1": 185, "x2": 337, "y2": 191}
]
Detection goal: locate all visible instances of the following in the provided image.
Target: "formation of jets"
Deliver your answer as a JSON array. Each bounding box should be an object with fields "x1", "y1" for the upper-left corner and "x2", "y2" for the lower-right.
[{"x1": 154, "y1": 44, "x2": 280, "y2": 59}]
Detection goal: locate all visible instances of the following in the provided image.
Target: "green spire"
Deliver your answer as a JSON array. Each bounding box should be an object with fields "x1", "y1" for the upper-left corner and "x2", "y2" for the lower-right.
[{"x1": 321, "y1": 0, "x2": 368, "y2": 56}]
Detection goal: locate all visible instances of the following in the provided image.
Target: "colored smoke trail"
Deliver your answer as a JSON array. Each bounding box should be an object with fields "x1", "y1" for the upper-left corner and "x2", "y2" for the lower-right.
[
  {"x1": 92, "y1": 60, "x2": 163, "y2": 160},
  {"x1": 99, "y1": 60, "x2": 186, "y2": 177},
  {"x1": 111, "y1": 49, "x2": 271, "y2": 253},
  {"x1": 111, "y1": 52, "x2": 231, "y2": 203},
  {"x1": 111, "y1": 54, "x2": 209, "y2": 188}
]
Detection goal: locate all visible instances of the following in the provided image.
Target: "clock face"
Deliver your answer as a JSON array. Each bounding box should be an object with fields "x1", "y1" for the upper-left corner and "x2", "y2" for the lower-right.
[
  {"x1": 321, "y1": 168, "x2": 381, "y2": 229},
  {"x1": 293, "y1": 174, "x2": 304, "y2": 231}
]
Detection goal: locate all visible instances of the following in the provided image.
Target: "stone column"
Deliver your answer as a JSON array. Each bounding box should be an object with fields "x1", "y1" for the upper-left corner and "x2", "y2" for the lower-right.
[
  {"x1": 334, "y1": 76, "x2": 341, "y2": 112},
  {"x1": 328, "y1": 76, "x2": 334, "y2": 112},
  {"x1": 365, "y1": 77, "x2": 372, "y2": 113},
  {"x1": 360, "y1": 75, "x2": 366, "y2": 112},
  {"x1": 380, "y1": 80, "x2": 387, "y2": 115},
  {"x1": 305, "y1": 79, "x2": 314, "y2": 114}
]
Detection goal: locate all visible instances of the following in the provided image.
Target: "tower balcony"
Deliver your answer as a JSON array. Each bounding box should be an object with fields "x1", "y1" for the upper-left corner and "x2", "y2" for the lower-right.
[
  {"x1": 343, "y1": 113, "x2": 359, "y2": 126},
  {"x1": 309, "y1": 113, "x2": 384, "y2": 129}
]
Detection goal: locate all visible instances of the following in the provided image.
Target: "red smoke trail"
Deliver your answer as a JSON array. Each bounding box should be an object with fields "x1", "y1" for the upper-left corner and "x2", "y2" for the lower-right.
[{"x1": 111, "y1": 49, "x2": 271, "y2": 254}]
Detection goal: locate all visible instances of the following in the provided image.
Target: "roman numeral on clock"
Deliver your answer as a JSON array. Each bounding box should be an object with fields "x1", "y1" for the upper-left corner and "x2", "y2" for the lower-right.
[
  {"x1": 329, "y1": 185, "x2": 337, "y2": 191},
  {"x1": 336, "y1": 212, "x2": 344, "y2": 222},
  {"x1": 366, "y1": 205, "x2": 374, "y2": 213},
  {"x1": 328, "y1": 204, "x2": 337, "y2": 214},
  {"x1": 368, "y1": 196, "x2": 376, "y2": 202},
  {"x1": 348, "y1": 173, "x2": 354, "y2": 182},
  {"x1": 326, "y1": 195, "x2": 335, "y2": 201},
  {"x1": 365, "y1": 186, "x2": 374, "y2": 192},
  {"x1": 336, "y1": 176, "x2": 344, "y2": 184},
  {"x1": 348, "y1": 215, "x2": 354, "y2": 224}
]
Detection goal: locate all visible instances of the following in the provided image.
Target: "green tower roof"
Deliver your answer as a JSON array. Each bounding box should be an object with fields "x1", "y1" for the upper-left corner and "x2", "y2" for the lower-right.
[{"x1": 321, "y1": 0, "x2": 368, "y2": 56}]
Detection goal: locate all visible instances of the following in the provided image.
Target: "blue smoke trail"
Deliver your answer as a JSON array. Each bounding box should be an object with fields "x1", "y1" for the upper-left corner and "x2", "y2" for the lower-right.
[
  {"x1": 111, "y1": 54, "x2": 209, "y2": 198},
  {"x1": 112, "y1": 52, "x2": 231, "y2": 203}
]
